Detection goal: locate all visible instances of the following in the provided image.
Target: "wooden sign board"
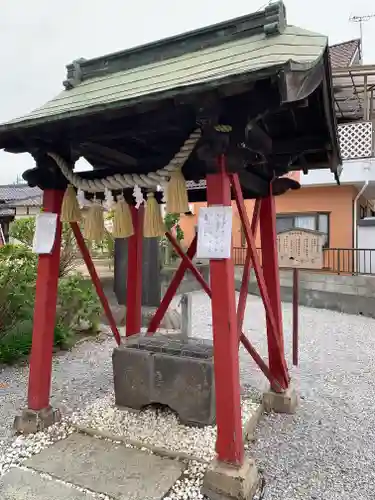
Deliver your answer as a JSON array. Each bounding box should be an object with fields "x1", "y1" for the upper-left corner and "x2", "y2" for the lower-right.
[{"x1": 277, "y1": 229, "x2": 324, "y2": 269}]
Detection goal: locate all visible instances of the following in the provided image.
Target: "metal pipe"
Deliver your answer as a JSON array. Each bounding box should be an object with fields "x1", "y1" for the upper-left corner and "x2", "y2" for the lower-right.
[
  {"x1": 364, "y1": 75, "x2": 368, "y2": 120},
  {"x1": 353, "y1": 181, "x2": 369, "y2": 272},
  {"x1": 292, "y1": 268, "x2": 299, "y2": 367},
  {"x1": 180, "y1": 294, "x2": 192, "y2": 341},
  {"x1": 354, "y1": 181, "x2": 369, "y2": 247}
]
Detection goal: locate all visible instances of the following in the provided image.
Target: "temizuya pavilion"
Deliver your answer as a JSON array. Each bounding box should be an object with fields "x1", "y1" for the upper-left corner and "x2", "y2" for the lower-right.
[{"x1": 0, "y1": 2, "x2": 340, "y2": 499}]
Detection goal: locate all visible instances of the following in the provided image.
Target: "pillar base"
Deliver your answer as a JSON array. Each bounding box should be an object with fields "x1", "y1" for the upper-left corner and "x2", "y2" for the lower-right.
[
  {"x1": 202, "y1": 458, "x2": 259, "y2": 500},
  {"x1": 263, "y1": 383, "x2": 298, "y2": 414},
  {"x1": 13, "y1": 406, "x2": 61, "y2": 435}
]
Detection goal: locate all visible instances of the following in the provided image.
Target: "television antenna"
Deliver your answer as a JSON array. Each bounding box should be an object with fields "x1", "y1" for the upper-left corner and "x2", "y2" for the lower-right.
[{"x1": 349, "y1": 14, "x2": 375, "y2": 61}]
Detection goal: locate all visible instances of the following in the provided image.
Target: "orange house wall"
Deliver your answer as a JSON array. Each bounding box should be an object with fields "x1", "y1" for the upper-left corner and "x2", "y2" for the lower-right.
[{"x1": 180, "y1": 185, "x2": 357, "y2": 250}]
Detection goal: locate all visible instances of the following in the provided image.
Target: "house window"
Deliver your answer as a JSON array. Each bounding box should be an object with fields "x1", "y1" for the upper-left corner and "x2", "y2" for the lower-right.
[{"x1": 276, "y1": 213, "x2": 330, "y2": 247}]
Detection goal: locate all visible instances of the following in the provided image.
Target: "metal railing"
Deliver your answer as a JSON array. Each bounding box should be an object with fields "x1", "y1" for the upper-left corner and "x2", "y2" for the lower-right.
[{"x1": 232, "y1": 247, "x2": 375, "y2": 275}]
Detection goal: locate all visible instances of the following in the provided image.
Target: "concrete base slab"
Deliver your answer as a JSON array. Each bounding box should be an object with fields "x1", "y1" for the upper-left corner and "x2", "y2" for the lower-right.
[
  {"x1": 263, "y1": 384, "x2": 298, "y2": 414},
  {"x1": 0, "y1": 467, "x2": 89, "y2": 500},
  {"x1": 13, "y1": 406, "x2": 61, "y2": 435},
  {"x1": 23, "y1": 432, "x2": 183, "y2": 500},
  {"x1": 243, "y1": 403, "x2": 263, "y2": 442},
  {"x1": 202, "y1": 458, "x2": 259, "y2": 500}
]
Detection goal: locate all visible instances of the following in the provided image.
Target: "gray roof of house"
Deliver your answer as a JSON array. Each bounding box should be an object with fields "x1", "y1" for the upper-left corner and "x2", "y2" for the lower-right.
[
  {"x1": 0, "y1": 2, "x2": 328, "y2": 134},
  {"x1": 8, "y1": 195, "x2": 42, "y2": 207},
  {"x1": 329, "y1": 39, "x2": 360, "y2": 68},
  {"x1": 0, "y1": 185, "x2": 42, "y2": 204},
  {"x1": 0, "y1": 207, "x2": 15, "y2": 216}
]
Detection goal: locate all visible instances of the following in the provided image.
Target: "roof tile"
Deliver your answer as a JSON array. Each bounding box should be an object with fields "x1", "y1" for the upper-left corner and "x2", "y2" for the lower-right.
[
  {"x1": 329, "y1": 39, "x2": 360, "y2": 68},
  {"x1": 1, "y1": 25, "x2": 327, "y2": 131},
  {"x1": 0, "y1": 185, "x2": 42, "y2": 203}
]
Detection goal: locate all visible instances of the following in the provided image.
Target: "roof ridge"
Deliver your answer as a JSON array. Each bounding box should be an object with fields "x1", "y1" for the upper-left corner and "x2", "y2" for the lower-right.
[
  {"x1": 329, "y1": 38, "x2": 360, "y2": 48},
  {"x1": 0, "y1": 183, "x2": 31, "y2": 188},
  {"x1": 63, "y1": 1, "x2": 287, "y2": 90}
]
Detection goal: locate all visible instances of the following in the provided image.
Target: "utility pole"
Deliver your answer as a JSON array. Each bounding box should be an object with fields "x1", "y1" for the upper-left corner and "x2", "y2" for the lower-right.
[{"x1": 349, "y1": 14, "x2": 375, "y2": 62}]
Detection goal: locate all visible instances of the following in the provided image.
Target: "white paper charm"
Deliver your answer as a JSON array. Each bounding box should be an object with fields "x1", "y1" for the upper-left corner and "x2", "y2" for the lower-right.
[
  {"x1": 158, "y1": 180, "x2": 168, "y2": 204},
  {"x1": 104, "y1": 188, "x2": 115, "y2": 210},
  {"x1": 133, "y1": 184, "x2": 145, "y2": 209},
  {"x1": 32, "y1": 213, "x2": 58, "y2": 254},
  {"x1": 77, "y1": 189, "x2": 86, "y2": 208},
  {"x1": 196, "y1": 206, "x2": 233, "y2": 259}
]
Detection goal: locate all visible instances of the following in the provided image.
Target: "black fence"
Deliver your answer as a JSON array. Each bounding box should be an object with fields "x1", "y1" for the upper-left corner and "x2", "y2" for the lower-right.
[{"x1": 232, "y1": 247, "x2": 375, "y2": 276}]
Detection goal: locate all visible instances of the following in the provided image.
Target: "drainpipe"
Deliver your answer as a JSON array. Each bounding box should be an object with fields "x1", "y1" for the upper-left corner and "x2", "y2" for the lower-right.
[
  {"x1": 354, "y1": 181, "x2": 369, "y2": 248},
  {"x1": 353, "y1": 181, "x2": 369, "y2": 273}
]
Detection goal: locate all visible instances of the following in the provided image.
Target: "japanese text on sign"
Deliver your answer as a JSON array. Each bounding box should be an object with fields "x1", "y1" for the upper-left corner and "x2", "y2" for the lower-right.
[{"x1": 196, "y1": 206, "x2": 233, "y2": 259}]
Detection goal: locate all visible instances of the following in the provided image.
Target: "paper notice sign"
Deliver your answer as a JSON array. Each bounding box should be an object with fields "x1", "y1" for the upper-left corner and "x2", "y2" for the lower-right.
[
  {"x1": 32, "y1": 213, "x2": 58, "y2": 254},
  {"x1": 196, "y1": 206, "x2": 233, "y2": 259}
]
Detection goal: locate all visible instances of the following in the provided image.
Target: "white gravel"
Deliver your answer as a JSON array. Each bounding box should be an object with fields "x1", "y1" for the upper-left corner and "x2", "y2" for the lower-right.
[
  {"x1": 1, "y1": 290, "x2": 375, "y2": 499},
  {"x1": 0, "y1": 421, "x2": 74, "y2": 477},
  {"x1": 165, "y1": 461, "x2": 207, "y2": 500},
  {"x1": 70, "y1": 393, "x2": 259, "y2": 462}
]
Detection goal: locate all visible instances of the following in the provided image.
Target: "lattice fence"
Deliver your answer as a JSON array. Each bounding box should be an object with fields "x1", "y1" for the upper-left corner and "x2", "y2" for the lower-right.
[
  {"x1": 186, "y1": 179, "x2": 207, "y2": 190},
  {"x1": 338, "y1": 121, "x2": 373, "y2": 160}
]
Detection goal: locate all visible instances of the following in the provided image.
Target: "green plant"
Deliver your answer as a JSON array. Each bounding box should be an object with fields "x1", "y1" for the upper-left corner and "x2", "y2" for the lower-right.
[
  {"x1": 164, "y1": 213, "x2": 184, "y2": 242},
  {"x1": 161, "y1": 213, "x2": 185, "y2": 265},
  {"x1": 8, "y1": 218, "x2": 35, "y2": 247},
  {"x1": 0, "y1": 245, "x2": 102, "y2": 364},
  {"x1": 9, "y1": 217, "x2": 78, "y2": 277},
  {"x1": 0, "y1": 245, "x2": 37, "y2": 337},
  {"x1": 57, "y1": 274, "x2": 101, "y2": 332},
  {"x1": 0, "y1": 319, "x2": 35, "y2": 364}
]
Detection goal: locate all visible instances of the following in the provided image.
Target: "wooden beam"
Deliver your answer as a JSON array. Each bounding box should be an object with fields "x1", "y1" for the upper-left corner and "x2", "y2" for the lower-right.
[
  {"x1": 272, "y1": 137, "x2": 327, "y2": 155},
  {"x1": 245, "y1": 122, "x2": 272, "y2": 154},
  {"x1": 238, "y1": 171, "x2": 270, "y2": 197},
  {"x1": 77, "y1": 142, "x2": 138, "y2": 166}
]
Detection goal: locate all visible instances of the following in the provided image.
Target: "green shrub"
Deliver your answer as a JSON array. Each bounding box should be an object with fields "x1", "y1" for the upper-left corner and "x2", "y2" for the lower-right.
[
  {"x1": 0, "y1": 245, "x2": 36, "y2": 338},
  {"x1": 57, "y1": 273, "x2": 102, "y2": 332},
  {"x1": 0, "y1": 319, "x2": 35, "y2": 364},
  {"x1": 9, "y1": 217, "x2": 78, "y2": 277},
  {"x1": 160, "y1": 213, "x2": 184, "y2": 265},
  {"x1": 0, "y1": 245, "x2": 102, "y2": 364}
]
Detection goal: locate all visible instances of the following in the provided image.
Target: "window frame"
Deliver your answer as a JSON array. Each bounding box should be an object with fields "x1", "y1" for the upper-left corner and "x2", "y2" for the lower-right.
[{"x1": 359, "y1": 205, "x2": 366, "y2": 219}]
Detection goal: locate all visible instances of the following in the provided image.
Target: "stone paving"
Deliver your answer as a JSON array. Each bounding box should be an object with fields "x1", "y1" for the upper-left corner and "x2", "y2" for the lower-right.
[{"x1": 0, "y1": 433, "x2": 183, "y2": 500}]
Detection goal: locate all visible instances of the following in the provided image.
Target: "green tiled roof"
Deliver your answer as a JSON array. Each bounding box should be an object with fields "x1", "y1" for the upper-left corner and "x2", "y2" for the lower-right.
[{"x1": 0, "y1": 18, "x2": 327, "y2": 132}]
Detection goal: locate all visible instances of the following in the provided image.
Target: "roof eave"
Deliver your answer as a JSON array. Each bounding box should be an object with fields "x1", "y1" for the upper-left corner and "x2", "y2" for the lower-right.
[{"x1": 0, "y1": 63, "x2": 289, "y2": 142}]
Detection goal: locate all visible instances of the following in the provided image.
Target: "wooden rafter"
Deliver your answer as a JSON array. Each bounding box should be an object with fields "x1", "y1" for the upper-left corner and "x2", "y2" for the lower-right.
[{"x1": 75, "y1": 142, "x2": 138, "y2": 167}]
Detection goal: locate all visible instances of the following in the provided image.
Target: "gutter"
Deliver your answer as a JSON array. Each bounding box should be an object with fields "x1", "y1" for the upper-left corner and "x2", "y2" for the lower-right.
[{"x1": 353, "y1": 180, "x2": 369, "y2": 250}]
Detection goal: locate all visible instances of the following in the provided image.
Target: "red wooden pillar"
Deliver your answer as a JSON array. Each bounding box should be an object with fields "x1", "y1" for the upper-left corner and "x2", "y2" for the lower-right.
[
  {"x1": 126, "y1": 205, "x2": 144, "y2": 336},
  {"x1": 206, "y1": 155, "x2": 244, "y2": 466},
  {"x1": 28, "y1": 189, "x2": 64, "y2": 410},
  {"x1": 71, "y1": 222, "x2": 121, "y2": 346},
  {"x1": 259, "y1": 194, "x2": 289, "y2": 386}
]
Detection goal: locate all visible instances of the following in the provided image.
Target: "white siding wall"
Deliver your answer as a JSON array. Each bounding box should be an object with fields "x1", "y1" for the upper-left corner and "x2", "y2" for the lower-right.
[{"x1": 15, "y1": 206, "x2": 40, "y2": 219}]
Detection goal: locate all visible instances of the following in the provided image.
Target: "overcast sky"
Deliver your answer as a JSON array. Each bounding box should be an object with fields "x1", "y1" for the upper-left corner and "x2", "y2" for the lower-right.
[{"x1": 0, "y1": 0, "x2": 374, "y2": 184}]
